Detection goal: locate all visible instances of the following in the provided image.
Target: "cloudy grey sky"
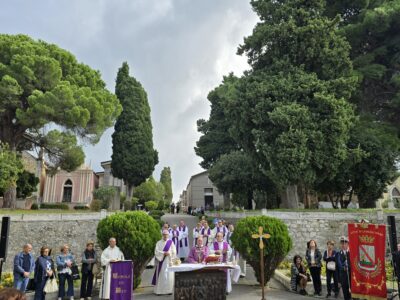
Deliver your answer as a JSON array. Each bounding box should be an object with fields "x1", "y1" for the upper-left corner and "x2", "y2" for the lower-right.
[{"x1": 0, "y1": 0, "x2": 258, "y2": 201}]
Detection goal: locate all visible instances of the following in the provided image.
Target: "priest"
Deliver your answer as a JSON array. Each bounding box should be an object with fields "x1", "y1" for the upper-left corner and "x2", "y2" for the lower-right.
[
  {"x1": 201, "y1": 222, "x2": 212, "y2": 246},
  {"x1": 100, "y1": 237, "x2": 125, "y2": 300},
  {"x1": 192, "y1": 222, "x2": 203, "y2": 246},
  {"x1": 178, "y1": 220, "x2": 189, "y2": 260},
  {"x1": 188, "y1": 235, "x2": 209, "y2": 263},
  {"x1": 171, "y1": 224, "x2": 180, "y2": 255},
  {"x1": 210, "y1": 232, "x2": 233, "y2": 293},
  {"x1": 152, "y1": 229, "x2": 177, "y2": 295},
  {"x1": 212, "y1": 220, "x2": 227, "y2": 242}
]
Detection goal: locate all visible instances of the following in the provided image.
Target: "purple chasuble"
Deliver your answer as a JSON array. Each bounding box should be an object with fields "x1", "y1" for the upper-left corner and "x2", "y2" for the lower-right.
[{"x1": 151, "y1": 239, "x2": 173, "y2": 285}]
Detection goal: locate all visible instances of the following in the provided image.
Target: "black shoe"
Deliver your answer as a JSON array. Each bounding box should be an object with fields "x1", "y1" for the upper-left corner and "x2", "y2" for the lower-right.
[{"x1": 326, "y1": 293, "x2": 331, "y2": 298}]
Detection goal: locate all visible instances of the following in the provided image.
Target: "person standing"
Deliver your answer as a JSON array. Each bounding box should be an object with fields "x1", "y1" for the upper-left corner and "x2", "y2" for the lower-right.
[
  {"x1": 226, "y1": 224, "x2": 246, "y2": 277},
  {"x1": 152, "y1": 230, "x2": 177, "y2": 295},
  {"x1": 213, "y1": 220, "x2": 227, "y2": 242},
  {"x1": 56, "y1": 244, "x2": 75, "y2": 300},
  {"x1": 337, "y1": 236, "x2": 351, "y2": 300},
  {"x1": 210, "y1": 232, "x2": 233, "y2": 293},
  {"x1": 34, "y1": 246, "x2": 55, "y2": 300},
  {"x1": 178, "y1": 220, "x2": 189, "y2": 260},
  {"x1": 13, "y1": 244, "x2": 35, "y2": 292},
  {"x1": 193, "y1": 223, "x2": 203, "y2": 246},
  {"x1": 323, "y1": 240, "x2": 339, "y2": 298},
  {"x1": 171, "y1": 224, "x2": 180, "y2": 256},
  {"x1": 80, "y1": 241, "x2": 96, "y2": 300},
  {"x1": 393, "y1": 243, "x2": 400, "y2": 288},
  {"x1": 188, "y1": 235, "x2": 209, "y2": 263},
  {"x1": 201, "y1": 222, "x2": 212, "y2": 247},
  {"x1": 305, "y1": 240, "x2": 322, "y2": 296},
  {"x1": 100, "y1": 237, "x2": 125, "y2": 300}
]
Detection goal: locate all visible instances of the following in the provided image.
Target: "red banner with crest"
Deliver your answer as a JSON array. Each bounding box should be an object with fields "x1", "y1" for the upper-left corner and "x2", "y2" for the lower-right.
[{"x1": 348, "y1": 223, "x2": 387, "y2": 300}]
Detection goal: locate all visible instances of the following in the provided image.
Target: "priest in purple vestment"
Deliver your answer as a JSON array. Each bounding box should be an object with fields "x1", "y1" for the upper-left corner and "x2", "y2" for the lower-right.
[{"x1": 188, "y1": 235, "x2": 209, "y2": 264}]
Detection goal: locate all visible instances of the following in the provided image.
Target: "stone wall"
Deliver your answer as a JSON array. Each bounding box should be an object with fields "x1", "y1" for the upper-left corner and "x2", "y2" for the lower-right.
[
  {"x1": 208, "y1": 210, "x2": 399, "y2": 259},
  {"x1": 0, "y1": 211, "x2": 112, "y2": 272}
]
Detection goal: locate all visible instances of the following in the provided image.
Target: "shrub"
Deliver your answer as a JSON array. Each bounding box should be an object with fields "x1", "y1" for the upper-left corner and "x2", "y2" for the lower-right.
[
  {"x1": 231, "y1": 216, "x2": 292, "y2": 286},
  {"x1": 124, "y1": 199, "x2": 133, "y2": 211},
  {"x1": 145, "y1": 200, "x2": 158, "y2": 211},
  {"x1": 31, "y1": 203, "x2": 38, "y2": 210},
  {"x1": 148, "y1": 210, "x2": 165, "y2": 218},
  {"x1": 90, "y1": 200, "x2": 102, "y2": 211},
  {"x1": 157, "y1": 200, "x2": 165, "y2": 210},
  {"x1": 0, "y1": 273, "x2": 13, "y2": 289},
  {"x1": 40, "y1": 203, "x2": 69, "y2": 210},
  {"x1": 74, "y1": 205, "x2": 89, "y2": 210},
  {"x1": 93, "y1": 186, "x2": 116, "y2": 209},
  {"x1": 97, "y1": 211, "x2": 161, "y2": 289}
]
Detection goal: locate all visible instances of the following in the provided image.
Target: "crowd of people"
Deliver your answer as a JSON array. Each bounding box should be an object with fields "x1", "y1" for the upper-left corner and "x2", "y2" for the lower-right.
[
  {"x1": 12, "y1": 241, "x2": 99, "y2": 300},
  {"x1": 290, "y1": 236, "x2": 351, "y2": 299},
  {"x1": 152, "y1": 217, "x2": 246, "y2": 295}
]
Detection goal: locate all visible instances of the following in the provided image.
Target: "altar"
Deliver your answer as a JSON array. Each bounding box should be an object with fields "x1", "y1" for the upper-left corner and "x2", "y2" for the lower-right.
[{"x1": 168, "y1": 263, "x2": 241, "y2": 300}]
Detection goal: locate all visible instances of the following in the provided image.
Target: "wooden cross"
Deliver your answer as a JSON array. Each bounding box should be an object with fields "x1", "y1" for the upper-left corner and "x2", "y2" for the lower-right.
[{"x1": 252, "y1": 226, "x2": 271, "y2": 300}]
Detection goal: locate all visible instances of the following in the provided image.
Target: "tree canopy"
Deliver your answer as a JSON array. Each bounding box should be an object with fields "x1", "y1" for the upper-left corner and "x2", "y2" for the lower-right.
[
  {"x1": 111, "y1": 62, "x2": 158, "y2": 198},
  {"x1": 0, "y1": 34, "x2": 121, "y2": 207}
]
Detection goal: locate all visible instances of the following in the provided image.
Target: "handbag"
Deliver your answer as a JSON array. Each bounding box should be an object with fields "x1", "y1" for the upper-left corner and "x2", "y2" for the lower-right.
[
  {"x1": 327, "y1": 261, "x2": 336, "y2": 271},
  {"x1": 71, "y1": 265, "x2": 80, "y2": 280},
  {"x1": 44, "y1": 278, "x2": 58, "y2": 293}
]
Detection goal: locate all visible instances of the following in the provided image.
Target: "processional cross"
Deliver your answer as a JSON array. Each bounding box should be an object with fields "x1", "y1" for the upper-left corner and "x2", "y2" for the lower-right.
[{"x1": 252, "y1": 226, "x2": 271, "y2": 300}]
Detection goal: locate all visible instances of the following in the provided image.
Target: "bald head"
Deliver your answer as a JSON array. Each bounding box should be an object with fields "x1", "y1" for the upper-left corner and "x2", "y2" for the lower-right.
[{"x1": 109, "y1": 237, "x2": 116, "y2": 248}]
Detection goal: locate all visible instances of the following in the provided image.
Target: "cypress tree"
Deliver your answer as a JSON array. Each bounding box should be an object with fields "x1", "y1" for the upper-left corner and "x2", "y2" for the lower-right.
[
  {"x1": 160, "y1": 167, "x2": 173, "y2": 203},
  {"x1": 111, "y1": 62, "x2": 158, "y2": 198}
]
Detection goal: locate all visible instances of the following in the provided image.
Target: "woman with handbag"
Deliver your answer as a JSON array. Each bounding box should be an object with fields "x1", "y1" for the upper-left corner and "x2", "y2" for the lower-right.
[
  {"x1": 56, "y1": 244, "x2": 75, "y2": 300},
  {"x1": 34, "y1": 246, "x2": 56, "y2": 300},
  {"x1": 80, "y1": 241, "x2": 97, "y2": 300},
  {"x1": 323, "y1": 240, "x2": 339, "y2": 298},
  {"x1": 305, "y1": 239, "x2": 322, "y2": 296}
]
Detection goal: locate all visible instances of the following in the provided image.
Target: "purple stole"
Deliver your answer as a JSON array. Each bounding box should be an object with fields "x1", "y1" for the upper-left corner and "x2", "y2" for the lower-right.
[
  {"x1": 201, "y1": 227, "x2": 211, "y2": 245},
  {"x1": 171, "y1": 230, "x2": 180, "y2": 254},
  {"x1": 152, "y1": 239, "x2": 173, "y2": 285},
  {"x1": 179, "y1": 226, "x2": 188, "y2": 248},
  {"x1": 213, "y1": 241, "x2": 228, "y2": 262},
  {"x1": 217, "y1": 226, "x2": 227, "y2": 237}
]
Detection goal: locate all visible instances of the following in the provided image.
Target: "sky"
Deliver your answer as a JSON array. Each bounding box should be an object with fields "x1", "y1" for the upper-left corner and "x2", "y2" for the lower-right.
[{"x1": 0, "y1": 0, "x2": 259, "y2": 201}]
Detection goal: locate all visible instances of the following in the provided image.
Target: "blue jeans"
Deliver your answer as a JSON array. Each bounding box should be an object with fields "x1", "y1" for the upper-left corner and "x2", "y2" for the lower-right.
[
  {"x1": 14, "y1": 275, "x2": 29, "y2": 292},
  {"x1": 58, "y1": 273, "x2": 74, "y2": 297}
]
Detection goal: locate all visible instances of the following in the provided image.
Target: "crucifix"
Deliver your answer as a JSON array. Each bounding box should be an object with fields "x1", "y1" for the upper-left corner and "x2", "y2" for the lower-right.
[{"x1": 252, "y1": 226, "x2": 271, "y2": 300}]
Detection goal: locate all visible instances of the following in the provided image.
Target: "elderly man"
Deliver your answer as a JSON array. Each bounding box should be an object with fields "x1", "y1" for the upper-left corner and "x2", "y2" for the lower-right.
[
  {"x1": 188, "y1": 235, "x2": 209, "y2": 263},
  {"x1": 100, "y1": 237, "x2": 125, "y2": 300},
  {"x1": 13, "y1": 243, "x2": 35, "y2": 292},
  {"x1": 211, "y1": 232, "x2": 233, "y2": 293},
  {"x1": 152, "y1": 229, "x2": 176, "y2": 295}
]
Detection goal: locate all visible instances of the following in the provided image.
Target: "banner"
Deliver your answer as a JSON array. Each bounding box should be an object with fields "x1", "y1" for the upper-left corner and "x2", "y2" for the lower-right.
[
  {"x1": 348, "y1": 223, "x2": 387, "y2": 300},
  {"x1": 110, "y1": 260, "x2": 133, "y2": 300}
]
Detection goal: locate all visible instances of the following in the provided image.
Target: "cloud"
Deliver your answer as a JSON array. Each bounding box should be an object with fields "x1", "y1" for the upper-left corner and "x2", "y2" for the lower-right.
[{"x1": 0, "y1": 0, "x2": 258, "y2": 201}]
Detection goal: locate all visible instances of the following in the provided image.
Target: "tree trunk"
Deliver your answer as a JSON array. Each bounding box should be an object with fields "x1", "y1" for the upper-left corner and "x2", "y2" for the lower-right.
[
  {"x1": 328, "y1": 194, "x2": 337, "y2": 209},
  {"x1": 3, "y1": 185, "x2": 17, "y2": 208},
  {"x1": 247, "y1": 190, "x2": 253, "y2": 210}
]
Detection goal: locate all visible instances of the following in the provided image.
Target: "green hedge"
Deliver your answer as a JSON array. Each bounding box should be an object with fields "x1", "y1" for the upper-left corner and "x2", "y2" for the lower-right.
[
  {"x1": 73, "y1": 205, "x2": 89, "y2": 210},
  {"x1": 40, "y1": 203, "x2": 69, "y2": 210},
  {"x1": 231, "y1": 216, "x2": 292, "y2": 286},
  {"x1": 97, "y1": 211, "x2": 161, "y2": 289}
]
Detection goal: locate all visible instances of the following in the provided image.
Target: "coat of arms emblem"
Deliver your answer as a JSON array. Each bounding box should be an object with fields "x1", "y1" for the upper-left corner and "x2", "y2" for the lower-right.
[{"x1": 358, "y1": 244, "x2": 377, "y2": 272}]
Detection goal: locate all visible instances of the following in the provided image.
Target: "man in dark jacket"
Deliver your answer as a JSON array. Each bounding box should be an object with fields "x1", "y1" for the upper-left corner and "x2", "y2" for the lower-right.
[
  {"x1": 337, "y1": 236, "x2": 351, "y2": 300},
  {"x1": 13, "y1": 243, "x2": 35, "y2": 292}
]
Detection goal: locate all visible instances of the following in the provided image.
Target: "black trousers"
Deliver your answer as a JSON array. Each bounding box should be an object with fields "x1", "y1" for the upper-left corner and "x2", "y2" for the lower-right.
[
  {"x1": 340, "y1": 270, "x2": 352, "y2": 300},
  {"x1": 326, "y1": 269, "x2": 339, "y2": 295},
  {"x1": 80, "y1": 271, "x2": 94, "y2": 298},
  {"x1": 310, "y1": 266, "x2": 322, "y2": 293}
]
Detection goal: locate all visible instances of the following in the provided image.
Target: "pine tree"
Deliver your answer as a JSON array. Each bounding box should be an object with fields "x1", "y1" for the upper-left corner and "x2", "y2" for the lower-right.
[{"x1": 111, "y1": 63, "x2": 158, "y2": 199}]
